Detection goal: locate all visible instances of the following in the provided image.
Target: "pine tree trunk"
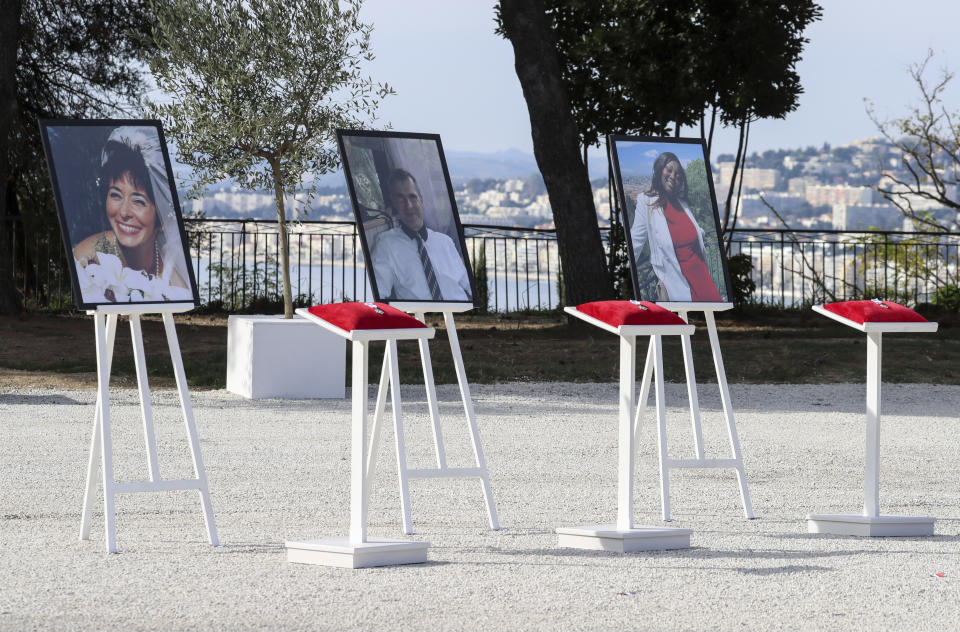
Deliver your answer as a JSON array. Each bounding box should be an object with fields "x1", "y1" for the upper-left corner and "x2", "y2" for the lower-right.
[
  {"x1": 0, "y1": 0, "x2": 23, "y2": 315},
  {"x1": 499, "y1": 0, "x2": 614, "y2": 305},
  {"x1": 270, "y1": 165, "x2": 293, "y2": 318}
]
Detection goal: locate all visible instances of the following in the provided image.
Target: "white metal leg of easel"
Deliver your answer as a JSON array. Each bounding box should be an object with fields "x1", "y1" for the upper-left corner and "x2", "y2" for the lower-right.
[
  {"x1": 79, "y1": 307, "x2": 218, "y2": 553},
  {"x1": 634, "y1": 309, "x2": 754, "y2": 521},
  {"x1": 807, "y1": 330, "x2": 935, "y2": 536},
  {"x1": 363, "y1": 309, "x2": 500, "y2": 534},
  {"x1": 557, "y1": 326, "x2": 693, "y2": 553},
  {"x1": 286, "y1": 338, "x2": 430, "y2": 568}
]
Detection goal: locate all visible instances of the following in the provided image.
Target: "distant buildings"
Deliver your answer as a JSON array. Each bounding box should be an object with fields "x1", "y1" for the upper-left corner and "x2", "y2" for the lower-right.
[
  {"x1": 832, "y1": 204, "x2": 905, "y2": 231},
  {"x1": 184, "y1": 136, "x2": 955, "y2": 233},
  {"x1": 804, "y1": 184, "x2": 874, "y2": 207},
  {"x1": 714, "y1": 163, "x2": 780, "y2": 190}
]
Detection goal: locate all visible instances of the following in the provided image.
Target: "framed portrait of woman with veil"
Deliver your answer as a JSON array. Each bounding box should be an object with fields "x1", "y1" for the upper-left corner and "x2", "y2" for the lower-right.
[
  {"x1": 608, "y1": 134, "x2": 732, "y2": 305},
  {"x1": 39, "y1": 119, "x2": 199, "y2": 309}
]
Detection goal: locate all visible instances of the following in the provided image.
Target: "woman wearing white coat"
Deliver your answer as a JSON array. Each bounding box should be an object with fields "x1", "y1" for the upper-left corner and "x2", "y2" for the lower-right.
[{"x1": 628, "y1": 152, "x2": 722, "y2": 302}]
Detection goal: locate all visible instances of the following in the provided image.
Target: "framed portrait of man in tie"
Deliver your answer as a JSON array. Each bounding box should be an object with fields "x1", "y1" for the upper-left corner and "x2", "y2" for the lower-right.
[{"x1": 337, "y1": 129, "x2": 477, "y2": 306}]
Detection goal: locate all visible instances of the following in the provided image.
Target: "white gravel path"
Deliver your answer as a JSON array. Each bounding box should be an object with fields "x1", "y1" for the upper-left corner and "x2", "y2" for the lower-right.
[{"x1": 1, "y1": 381, "x2": 959, "y2": 631}]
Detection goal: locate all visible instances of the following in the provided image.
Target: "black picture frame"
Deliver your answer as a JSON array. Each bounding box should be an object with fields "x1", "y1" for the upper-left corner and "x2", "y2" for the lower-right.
[
  {"x1": 336, "y1": 129, "x2": 477, "y2": 306},
  {"x1": 608, "y1": 134, "x2": 733, "y2": 304},
  {"x1": 39, "y1": 119, "x2": 200, "y2": 310}
]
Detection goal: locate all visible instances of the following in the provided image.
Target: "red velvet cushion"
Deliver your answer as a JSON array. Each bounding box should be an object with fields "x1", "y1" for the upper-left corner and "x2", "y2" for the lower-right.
[
  {"x1": 306, "y1": 302, "x2": 427, "y2": 331},
  {"x1": 822, "y1": 299, "x2": 928, "y2": 324},
  {"x1": 576, "y1": 300, "x2": 686, "y2": 327}
]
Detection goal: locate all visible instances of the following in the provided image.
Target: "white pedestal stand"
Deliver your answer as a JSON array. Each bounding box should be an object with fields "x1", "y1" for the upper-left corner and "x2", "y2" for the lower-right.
[
  {"x1": 640, "y1": 302, "x2": 754, "y2": 521},
  {"x1": 556, "y1": 307, "x2": 693, "y2": 552},
  {"x1": 807, "y1": 305, "x2": 939, "y2": 537},
  {"x1": 372, "y1": 302, "x2": 500, "y2": 534},
  {"x1": 79, "y1": 303, "x2": 219, "y2": 553},
  {"x1": 226, "y1": 314, "x2": 345, "y2": 399},
  {"x1": 285, "y1": 311, "x2": 432, "y2": 568}
]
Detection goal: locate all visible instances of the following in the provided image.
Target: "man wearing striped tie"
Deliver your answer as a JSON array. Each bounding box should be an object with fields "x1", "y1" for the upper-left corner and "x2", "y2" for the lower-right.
[{"x1": 370, "y1": 168, "x2": 472, "y2": 302}]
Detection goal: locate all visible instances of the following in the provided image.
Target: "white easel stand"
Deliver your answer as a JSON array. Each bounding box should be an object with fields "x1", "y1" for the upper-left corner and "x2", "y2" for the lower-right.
[
  {"x1": 286, "y1": 306, "x2": 433, "y2": 568},
  {"x1": 79, "y1": 303, "x2": 219, "y2": 553},
  {"x1": 374, "y1": 301, "x2": 500, "y2": 534},
  {"x1": 807, "y1": 304, "x2": 939, "y2": 537},
  {"x1": 642, "y1": 302, "x2": 754, "y2": 521},
  {"x1": 556, "y1": 305, "x2": 693, "y2": 552}
]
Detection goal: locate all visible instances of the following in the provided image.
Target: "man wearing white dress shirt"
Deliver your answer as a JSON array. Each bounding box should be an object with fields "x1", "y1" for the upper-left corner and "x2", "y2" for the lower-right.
[{"x1": 370, "y1": 168, "x2": 472, "y2": 302}]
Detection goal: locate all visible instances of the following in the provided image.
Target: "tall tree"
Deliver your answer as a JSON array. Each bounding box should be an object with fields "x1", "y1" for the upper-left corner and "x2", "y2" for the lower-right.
[
  {"x1": 496, "y1": 0, "x2": 615, "y2": 305},
  {"x1": 549, "y1": 0, "x2": 703, "y2": 147},
  {"x1": 148, "y1": 0, "x2": 392, "y2": 318},
  {"x1": 867, "y1": 51, "x2": 960, "y2": 232},
  {"x1": 533, "y1": 0, "x2": 820, "y2": 248},
  {"x1": 1, "y1": 0, "x2": 152, "y2": 314},
  {"x1": 698, "y1": 1, "x2": 821, "y2": 239},
  {"x1": 0, "y1": 0, "x2": 23, "y2": 313}
]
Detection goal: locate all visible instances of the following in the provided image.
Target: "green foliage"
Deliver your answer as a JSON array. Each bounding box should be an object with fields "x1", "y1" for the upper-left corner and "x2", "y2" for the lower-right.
[
  {"x1": 4, "y1": 1, "x2": 153, "y2": 314},
  {"x1": 148, "y1": 0, "x2": 390, "y2": 196},
  {"x1": 198, "y1": 247, "x2": 319, "y2": 313},
  {"x1": 544, "y1": 1, "x2": 700, "y2": 145},
  {"x1": 472, "y1": 243, "x2": 490, "y2": 313},
  {"x1": 685, "y1": 158, "x2": 725, "y2": 296},
  {"x1": 697, "y1": 1, "x2": 822, "y2": 126},
  {"x1": 540, "y1": 0, "x2": 822, "y2": 146},
  {"x1": 556, "y1": 266, "x2": 566, "y2": 308},
  {"x1": 727, "y1": 253, "x2": 756, "y2": 306},
  {"x1": 932, "y1": 285, "x2": 960, "y2": 312},
  {"x1": 685, "y1": 159, "x2": 712, "y2": 223},
  {"x1": 606, "y1": 209, "x2": 632, "y2": 300},
  {"x1": 200, "y1": 249, "x2": 280, "y2": 311},
  {"x1": 146, "y1": 0, "x2": 392, "y2": 316},
  {"x1": 846, "y1": 232, "x2": 959, "y2": 306}
]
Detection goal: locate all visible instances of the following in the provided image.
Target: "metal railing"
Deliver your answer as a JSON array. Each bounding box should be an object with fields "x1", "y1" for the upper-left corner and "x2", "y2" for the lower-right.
[
  {"x1": 729, "y1": 228, "x2": 960, "y2": 307},
  {"x1": 184, "y1": 219, "x2": 561, "y2": 312},
  {"x1": 4, "y1": 216, "x2": 959, "y2": 311}
]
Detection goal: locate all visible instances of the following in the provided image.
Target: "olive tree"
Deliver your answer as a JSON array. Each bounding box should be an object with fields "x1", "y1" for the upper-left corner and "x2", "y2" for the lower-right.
[{"x1": 147, "y1": 0, "x2": 392, "y2": 317}]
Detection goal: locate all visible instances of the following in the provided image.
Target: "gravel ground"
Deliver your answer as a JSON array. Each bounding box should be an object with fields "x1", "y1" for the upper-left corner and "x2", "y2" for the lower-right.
[{"x1": 1, "y1": 381, "x2": 959, "y2": 631}]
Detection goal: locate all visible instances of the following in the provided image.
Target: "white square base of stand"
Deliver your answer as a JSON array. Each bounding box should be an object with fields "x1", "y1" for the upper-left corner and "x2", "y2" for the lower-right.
[
  {"x1": 807, "y1": 514, "x2": 935, "y2": 537},
  {"x1": 285, "y1": 537, "x2": 429, "y2": 568},
  {"x1": 227, "y1": 315, "x2": 345, "y2": 399},
  {"x1": 556, "y1": 525, "x2": 692, "y2": 552}
]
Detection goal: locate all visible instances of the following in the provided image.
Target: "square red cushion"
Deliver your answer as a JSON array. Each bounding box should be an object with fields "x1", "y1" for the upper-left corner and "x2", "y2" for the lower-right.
[
  {"x1": 306, "y1": 302, "x2": 427, "y2": 331},
  {"x1": 821, "y1": 299, "x2": 928, "y2": 324},
  {"x1": 576, "y1": 300, "x2": 686, "y2": 327}
]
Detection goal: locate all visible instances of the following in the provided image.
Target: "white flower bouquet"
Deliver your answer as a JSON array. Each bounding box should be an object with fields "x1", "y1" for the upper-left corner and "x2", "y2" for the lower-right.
[{"x1": 76, "y1": 251, "x2": 194, "y2": 303}]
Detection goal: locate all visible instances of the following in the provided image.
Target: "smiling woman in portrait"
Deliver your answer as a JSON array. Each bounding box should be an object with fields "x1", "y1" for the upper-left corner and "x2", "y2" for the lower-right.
[
  {"x1": 629, "y1": 151, "x2": 722, "y2": 302},
  {"x1": 71, "y1": 128, "x2": 192, "y2": 302}
]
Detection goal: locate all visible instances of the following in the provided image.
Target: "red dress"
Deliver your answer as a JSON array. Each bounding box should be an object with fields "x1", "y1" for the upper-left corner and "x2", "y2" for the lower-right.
[{"x1": 663, "y1": 201, "x2": 722, "y2": 301}]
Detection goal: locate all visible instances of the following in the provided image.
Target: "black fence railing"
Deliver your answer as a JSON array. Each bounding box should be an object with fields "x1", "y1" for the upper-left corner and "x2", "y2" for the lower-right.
[
  {"x1": 728, "y1": 228, "x2": 960, "y2": 307},
  {"x1": 4, "y1": 217, "x2": 959, "y2": 311},
  {"x1": 182, "y1": 219, "x2": 562, "y2": 312}
]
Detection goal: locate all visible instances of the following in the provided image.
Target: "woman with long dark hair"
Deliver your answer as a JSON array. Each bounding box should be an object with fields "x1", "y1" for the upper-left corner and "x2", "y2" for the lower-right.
[
  {"x1": 629, "y1": 151, "x2": 721, "y2": 301},
  {"x1": 72, "y1": 128, "x2": 191, "y2": 301}
]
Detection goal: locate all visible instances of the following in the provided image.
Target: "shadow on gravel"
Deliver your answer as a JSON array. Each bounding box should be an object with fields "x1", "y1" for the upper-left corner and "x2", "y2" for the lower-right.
[
  {"x1": 765, "y1": 532, "x2": 960, "y2": 543},
  {"x1": 734, "y1": 564, "x2": 833, "y2": 575},
  {"x1": 0, "y1": 394, "x2": 81, "y2": 405}
]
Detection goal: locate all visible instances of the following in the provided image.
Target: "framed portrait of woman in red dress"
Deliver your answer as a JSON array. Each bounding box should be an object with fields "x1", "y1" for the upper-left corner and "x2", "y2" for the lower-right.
[{"x1": 608, "y1": 135, "x2": 732, "y2": 305}]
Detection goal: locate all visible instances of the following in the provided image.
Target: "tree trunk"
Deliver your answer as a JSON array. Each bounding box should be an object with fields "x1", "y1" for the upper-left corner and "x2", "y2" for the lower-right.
[
  {"x1": 498, "y1": 0, "x2": 613, "y2": 305},
  {"x1": 0, "y1": 0, "x2": 23, "y2": 315},
  {"x1": 722, "y1": 119, "x2": 747, "y2": 235},
  {"x1": 270, "y1": 164, "x2": 293, "y2": 318},
  {"x1": 725, "y1": 118, "x2": 750, "y2": 252}
]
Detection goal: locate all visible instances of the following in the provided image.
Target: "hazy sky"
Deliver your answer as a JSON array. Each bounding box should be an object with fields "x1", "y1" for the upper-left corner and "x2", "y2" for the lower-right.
[{"x1": 359, "y1": 0, "x2": 959, "y2": 158}]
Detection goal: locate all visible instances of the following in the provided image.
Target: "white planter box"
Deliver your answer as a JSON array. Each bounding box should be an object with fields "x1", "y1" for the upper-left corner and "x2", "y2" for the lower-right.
[{"x1": 227, "y1": 314, "x2": 345, "y2": 399}]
